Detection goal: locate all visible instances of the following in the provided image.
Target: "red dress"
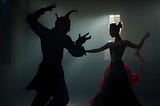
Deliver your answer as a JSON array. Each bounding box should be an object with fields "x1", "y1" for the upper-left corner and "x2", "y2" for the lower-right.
[{"x1": 89, "y1": 44, "x2": 142, "y2": 106}]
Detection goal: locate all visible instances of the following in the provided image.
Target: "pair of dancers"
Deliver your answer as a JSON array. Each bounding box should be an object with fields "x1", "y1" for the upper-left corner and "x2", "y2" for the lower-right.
[{"x1": 26, "y1": 3, "x2": 150, "y2": 106}]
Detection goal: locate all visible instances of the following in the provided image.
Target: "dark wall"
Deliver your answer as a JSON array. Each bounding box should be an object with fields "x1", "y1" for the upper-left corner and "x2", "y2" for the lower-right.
[{"x1": 0, "y1": 0, "x2": 12, "y2": 63}]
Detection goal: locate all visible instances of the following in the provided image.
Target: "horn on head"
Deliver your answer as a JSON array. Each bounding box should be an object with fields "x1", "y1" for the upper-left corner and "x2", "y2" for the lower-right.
[{"x1": 65, "y1": 10, "x2": 78, "y2": 18}]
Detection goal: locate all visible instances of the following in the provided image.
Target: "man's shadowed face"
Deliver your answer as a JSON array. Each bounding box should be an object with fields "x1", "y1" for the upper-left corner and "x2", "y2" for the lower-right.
[{"x1": 55, "y1": 17, "x2": 71, "y2": 34}]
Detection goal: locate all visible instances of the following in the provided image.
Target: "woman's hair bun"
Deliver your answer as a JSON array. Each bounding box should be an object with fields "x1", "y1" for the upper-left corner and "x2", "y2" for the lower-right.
[{"x1": 117, "y1": 22, "x2": 122, "y2": 28}]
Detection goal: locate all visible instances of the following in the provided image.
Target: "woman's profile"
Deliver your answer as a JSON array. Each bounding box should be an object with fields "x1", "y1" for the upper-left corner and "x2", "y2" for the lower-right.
[{"x1": 86, "y1": 22, "x2": 150, "y2": 106}]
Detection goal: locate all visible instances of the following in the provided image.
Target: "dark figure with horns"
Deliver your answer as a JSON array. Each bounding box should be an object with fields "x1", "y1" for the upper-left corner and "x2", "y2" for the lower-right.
[{"x1": 26, "y1": 3, "x2": 91, "y2": 106}]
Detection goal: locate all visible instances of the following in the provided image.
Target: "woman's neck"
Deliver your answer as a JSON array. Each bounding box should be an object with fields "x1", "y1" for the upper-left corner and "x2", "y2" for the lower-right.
[{"x1": 115, "y1": 35, "x2": 122, "y2": 41}]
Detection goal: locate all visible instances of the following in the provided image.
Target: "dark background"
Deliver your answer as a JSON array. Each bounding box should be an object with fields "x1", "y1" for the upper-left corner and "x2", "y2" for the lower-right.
[{"x1": 0, "y1": 0, "x2": 160, "y2": 105}]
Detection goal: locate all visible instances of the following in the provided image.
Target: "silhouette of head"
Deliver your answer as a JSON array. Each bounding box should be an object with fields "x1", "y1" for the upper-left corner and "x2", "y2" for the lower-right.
[
  {"x1": 55, "y1": 10, "x2": 77, "y2": 34},
  {"x1": 109, "y1": 22, "x2": 122, "y2": 37}
]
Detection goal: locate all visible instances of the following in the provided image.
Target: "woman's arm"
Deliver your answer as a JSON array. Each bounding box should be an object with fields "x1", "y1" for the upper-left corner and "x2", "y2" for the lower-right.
[
  {"x1": 125, "y1": 32, "x2": 150, "y2": 49},
  {"x1": 86, "y1": 42, "x2": 112, "y2": 53}
]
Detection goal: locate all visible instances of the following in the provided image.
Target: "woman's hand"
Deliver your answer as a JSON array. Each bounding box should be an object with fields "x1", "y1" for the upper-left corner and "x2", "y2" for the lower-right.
[{"x1": 144, "y1": 32, "x2": 150, "y2": 39}]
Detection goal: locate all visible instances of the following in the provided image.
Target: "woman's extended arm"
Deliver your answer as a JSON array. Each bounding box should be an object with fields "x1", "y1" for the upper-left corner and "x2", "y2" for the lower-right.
[
  {"x1": 86, "y1": 42, "x2": 112, "y2": 53},
  {"x1": 125, "y1": 32, "x2": 150, "y2": 50}
]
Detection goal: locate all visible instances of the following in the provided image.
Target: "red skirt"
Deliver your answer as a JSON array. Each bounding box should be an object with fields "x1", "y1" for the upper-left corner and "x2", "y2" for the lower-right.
[{"x1": 89, "y1": 61, "x2": 142, "y2": 106}]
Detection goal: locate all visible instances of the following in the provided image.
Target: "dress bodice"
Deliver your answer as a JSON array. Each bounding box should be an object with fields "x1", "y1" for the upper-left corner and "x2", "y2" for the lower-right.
[{"x1": 109, "y1": 43, "x2": 126, "y2": 62}]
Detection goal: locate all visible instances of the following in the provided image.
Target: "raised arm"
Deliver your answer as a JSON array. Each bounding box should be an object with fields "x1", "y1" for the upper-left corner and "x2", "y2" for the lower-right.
[
  {"x1": 86, "y1": 42, "x2": 112, "y2": 53},
  {"x1": 125, "y1": 32, "x2": 150, "y2": 50},
  {"x1": 26, "y1": 3, "x2": 56, "y2": 37}
]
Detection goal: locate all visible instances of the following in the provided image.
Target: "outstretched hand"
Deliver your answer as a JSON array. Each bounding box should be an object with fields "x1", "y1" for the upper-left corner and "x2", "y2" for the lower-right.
[
  {"x1": 144, "y1": 32, "x2": 150, "y2": 39},
  {"x1": 76, "y1": 32, "x2": 91, "y2": 45},
  {"x1": 79, "y1": 32, "x2": 91, "y2": 41},
  {"x1": 135, "y1": 32, "x2": 150, "y2": 64},
  {"x1": 45, "y1": 3, "x2": 56, "y2": 11}
]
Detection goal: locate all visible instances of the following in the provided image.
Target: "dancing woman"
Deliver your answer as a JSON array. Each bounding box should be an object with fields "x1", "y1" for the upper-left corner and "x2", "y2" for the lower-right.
[{"x1": 86, "y1": 22, "x2": 150, "y2": 106}]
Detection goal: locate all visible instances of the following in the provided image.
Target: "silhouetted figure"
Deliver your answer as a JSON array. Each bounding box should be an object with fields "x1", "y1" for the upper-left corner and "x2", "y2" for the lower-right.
[
  {"x1": 86, "y1": 22, "x2": 150, "y2": 106},
  {"x1": 26, "y1": 3, "x2": 91, "y2": 106}
]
